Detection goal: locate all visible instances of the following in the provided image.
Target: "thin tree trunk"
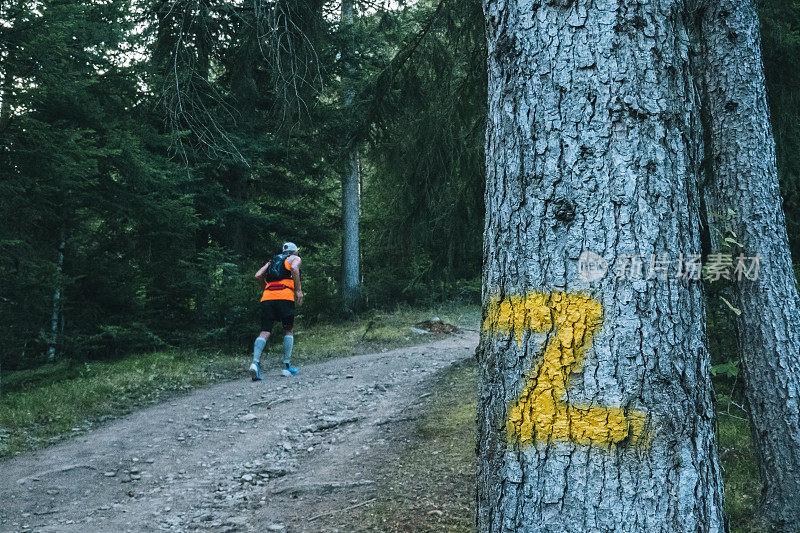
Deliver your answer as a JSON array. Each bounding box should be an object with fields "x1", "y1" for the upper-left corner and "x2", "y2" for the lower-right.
[
  {"x1": 196, "y1": 0, "x2": 211, "y2": 81},
  {"x1": 478, "y1": 1, "x2": 726, "y2": 530},
  {"x1": 698, "y1": 1, "x2": 800, "y2": 529},
  {"x1": 341, "y1": 0, "x2": 361, "y2": 311},
  {"x1": 0, "y1": 46, "x2": 13, "y2": 129},
  {"x1": 0, "y1": 46, "x2": 8, "y2": 386},
  {"x1": 47, "y1": 216, "x2": 66, "y2": 362},
  {"x1": 342, "y1": 145, "x2": 360, "y2": 308}
]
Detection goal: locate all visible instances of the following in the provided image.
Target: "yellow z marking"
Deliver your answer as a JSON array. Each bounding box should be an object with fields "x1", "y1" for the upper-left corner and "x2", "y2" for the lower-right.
[{"x1": 485, "y1": 291, "x2": 649, "y2": 448}]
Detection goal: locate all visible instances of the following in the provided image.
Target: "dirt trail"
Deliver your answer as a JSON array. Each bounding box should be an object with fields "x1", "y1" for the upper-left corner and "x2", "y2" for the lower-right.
[{"x1": 0, "y1": 332, "x2": 478, "y2": 532}]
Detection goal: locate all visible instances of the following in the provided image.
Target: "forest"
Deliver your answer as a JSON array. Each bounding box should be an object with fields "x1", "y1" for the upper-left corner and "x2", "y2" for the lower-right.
[
  {"x1": 1, "y1": 0, "x2": 488, "y2": 369},
  {"x1": 1, "y1": 0, "x2": 798, "y2": 370},
  {"x1": 3, "y1": 0, "x2": 800, "y2": 530}
]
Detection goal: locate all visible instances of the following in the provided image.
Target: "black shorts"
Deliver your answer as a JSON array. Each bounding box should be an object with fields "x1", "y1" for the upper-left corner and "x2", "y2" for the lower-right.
[{"x1": 260, "y1": 300, "x2": 295, "y2": 332}]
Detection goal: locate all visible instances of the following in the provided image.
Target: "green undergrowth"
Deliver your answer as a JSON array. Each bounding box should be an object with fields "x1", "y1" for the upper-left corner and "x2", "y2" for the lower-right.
[
  {"x1": 0, "y1": 350, "x2": 238, "y2": 458},
  {"x1": 349, "y1": 361, "x2": 762, "y2": 532},
  {"x1": 717, "y1": 404, "x2": 764, "y2": 533},
  {"x1": 290, "y1": 303, "x2": 480, "y2": 364},
  {"x1": 0, "y1": 303, "x2": 480, "y2": 458}
]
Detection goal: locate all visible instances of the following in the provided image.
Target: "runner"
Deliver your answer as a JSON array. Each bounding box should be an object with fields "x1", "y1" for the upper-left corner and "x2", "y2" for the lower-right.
[{"x1": 250, "y1": 242, "x2": 303, "y2": 380}]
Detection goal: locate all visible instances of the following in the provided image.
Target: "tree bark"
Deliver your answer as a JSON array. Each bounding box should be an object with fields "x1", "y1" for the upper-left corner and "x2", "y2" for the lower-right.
[
  {"x1": 698, "y1": 1, "x2": 800, "y2": 529},
  {"x1": 47, "y1": 215, "x2": 66, "y2": 362},
  {"x1": 478, "y1": 1, "x2": 726, "y2": 531},
  {"x1": 0, "y1": 41, "x2": 10, "y2": 386},
  {"x1": 341, "y1": 143, "x2": 360, "y2": 310},
  {"x1": 196, "y1": 0, "x2": 211, "y2": 81},
  {"x1": 341, "y1": 0, "x2": 361, "y2": 311},
  {"x1": 0, "y1": 44, "x2": 13, "y2": 130}
]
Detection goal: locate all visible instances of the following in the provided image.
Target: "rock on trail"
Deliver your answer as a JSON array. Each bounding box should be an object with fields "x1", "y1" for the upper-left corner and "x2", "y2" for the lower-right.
[{"x1": 0, "y1": 332, "x2": 477, "y2": 532}]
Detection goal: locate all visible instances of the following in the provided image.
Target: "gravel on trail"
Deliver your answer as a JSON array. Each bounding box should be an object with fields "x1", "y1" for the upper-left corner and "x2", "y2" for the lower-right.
[{"x1": 0, "y1": 332, "x2": 478, "y2": 532}]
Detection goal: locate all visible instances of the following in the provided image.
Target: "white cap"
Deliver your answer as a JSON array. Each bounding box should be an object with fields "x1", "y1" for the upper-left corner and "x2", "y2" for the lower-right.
[{"x1": 282, "y1": 242, "x2": 299, "y2": 253}]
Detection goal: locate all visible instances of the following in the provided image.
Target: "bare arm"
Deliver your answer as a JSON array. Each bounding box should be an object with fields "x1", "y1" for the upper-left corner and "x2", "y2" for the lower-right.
[
  {"x1": 255, "y1": 261, "x2": 271, "y2": 286},
  {"x1": 290, "y1": 256, "x2": 303, "y2": 306}
]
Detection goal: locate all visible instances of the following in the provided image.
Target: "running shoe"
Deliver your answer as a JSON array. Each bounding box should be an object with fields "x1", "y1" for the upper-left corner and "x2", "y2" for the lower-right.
[
  {"x1": 249, "y1": 362, "x2": 263, "y2": 381},
  {"x1": 281, "y1": 366, "x2": 299, "y2": 377}
]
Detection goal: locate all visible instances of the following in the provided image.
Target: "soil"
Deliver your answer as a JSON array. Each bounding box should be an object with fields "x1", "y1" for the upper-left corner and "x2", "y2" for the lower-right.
[
  {"x1": 0, "y1": 332, "x2": 478, "y2": 532},
  {"x1": 413, "y1": 321, "x2": 460, "y2": 334}
]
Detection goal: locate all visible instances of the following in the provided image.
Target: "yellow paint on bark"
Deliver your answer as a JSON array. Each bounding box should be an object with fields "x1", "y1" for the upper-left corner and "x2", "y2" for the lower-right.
[{"x1": 485, "y1": 291, "x2": 649, "y2": 448}]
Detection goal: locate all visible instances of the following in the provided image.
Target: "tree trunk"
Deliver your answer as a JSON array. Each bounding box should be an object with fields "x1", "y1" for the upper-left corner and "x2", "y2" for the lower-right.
[
  {"x1": 477, "y1": 1, "x2": 726, "y2": 530},
  {"x1": 0, "y1": 45, "x2": 13, "y2": 129},
  {"x1": 196, "y1": 0, "x2": 212, "y2": 81},
  {"x1": 698, "y1": 1, "x2": 800, "y2": 529},
  {"x1": 0, "y1": 45, "x2": 9, "y2": 391},
  {"x1": 47, "y1": 216, "x2": 66, "y2": 362},
  {"x1": 340, "y1": 0, "x2": 361, "y2": 311},
  {"x1": 342, "y1": 146, "x2": 360, "y2": 309}
]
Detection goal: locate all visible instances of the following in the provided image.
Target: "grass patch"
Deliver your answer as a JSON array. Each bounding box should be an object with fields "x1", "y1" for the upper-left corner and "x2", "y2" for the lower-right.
[
  {"x1": 0, "y1": 303, "x2": 479, "y2": 459},
  {"x1": 0, "y1": 350, "x2": 241, "y2": 457},
  {"x1": 350, "y1": 360, "x2": 762, "y2": 531},
  {"x1": 717, "y1": 408, "x2": 764, "y2": 533},
  {"x1": 290, "y1": 303, "x2": 480, "y2": 364}
]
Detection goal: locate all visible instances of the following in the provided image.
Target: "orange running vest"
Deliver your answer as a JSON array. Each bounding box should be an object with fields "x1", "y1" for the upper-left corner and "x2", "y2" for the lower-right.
[{"x1": 260, "y1": 257, "x2": 295, "y2": 302}]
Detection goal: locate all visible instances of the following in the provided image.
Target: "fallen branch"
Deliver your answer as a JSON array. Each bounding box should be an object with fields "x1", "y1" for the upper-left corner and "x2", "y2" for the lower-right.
[
  {"x1": 250, "y1": 398, "x2": 291, "y2": 409},
  {"x1": 361, "y1": 319, "x2": 376, "y2": 341},
  {"x1": 313, "y1": 416, "x2": 360, "y2": 432},
  {"x1": 376, "y1": 415, "x2": 416, "y2": 426},
  {"x1": 33, "y1": 509, "x2": 61, "y2": 516},
  {"x1": 273, "y1": 479, "x2": 374, "y2": 496},
  {"x1": 719, "y1": 411, "x2": 748, "y2": 421},
  {"x1": 17, "y1": 464, "x2": 96, "y2": 485},
  {"x1": 308, "y1": 498, "x2": 377, "y2": 522}
]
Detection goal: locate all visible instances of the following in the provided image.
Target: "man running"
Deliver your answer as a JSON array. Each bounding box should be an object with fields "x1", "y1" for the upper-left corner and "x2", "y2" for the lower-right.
[{"x1": 250, "y1": 242, "x2": 304, "y2": 380}]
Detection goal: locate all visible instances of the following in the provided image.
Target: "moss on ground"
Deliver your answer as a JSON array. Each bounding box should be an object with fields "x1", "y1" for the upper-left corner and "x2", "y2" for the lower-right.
[
  {"x1": 347, "y1": 359, "x2": 762, "y2": 532},
  {"x1": 718, "y1": 410, "x2": 764, "y2": 533},
  {"x1": 346, "y1": 359, "x2": 477, "y2": 532}
]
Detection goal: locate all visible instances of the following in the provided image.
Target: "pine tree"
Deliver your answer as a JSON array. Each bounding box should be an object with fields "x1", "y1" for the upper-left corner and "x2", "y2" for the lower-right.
[
  {"x1": 477, "y1": 1, "x2": 726, "y2": 529},
  {"x1": 698, "y1": 0, "x2": 800, "y2": 528},
  {"x1": 340, "y1": 0, "x2": 362, "y2": 311}
]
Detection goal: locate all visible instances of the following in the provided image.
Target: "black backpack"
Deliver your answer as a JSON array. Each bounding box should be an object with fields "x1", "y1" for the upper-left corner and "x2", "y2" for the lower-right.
[{"x1": 264, "y1": 253, "x2": 292, "y2": 282}]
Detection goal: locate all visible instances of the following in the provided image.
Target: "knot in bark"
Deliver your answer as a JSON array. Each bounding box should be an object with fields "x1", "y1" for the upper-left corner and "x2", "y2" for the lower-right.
[
  {"x1": 545, "y1": 0, "x2": 573, "y2": 7},
  {"x1": 552, "y1": 197, "x2": 576, "y2": 224}
]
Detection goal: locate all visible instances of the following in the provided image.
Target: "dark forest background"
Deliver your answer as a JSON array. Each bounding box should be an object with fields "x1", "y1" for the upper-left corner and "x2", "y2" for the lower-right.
[{"x1": 1, "y1": 0, "x2": 797, "y2": 371}]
